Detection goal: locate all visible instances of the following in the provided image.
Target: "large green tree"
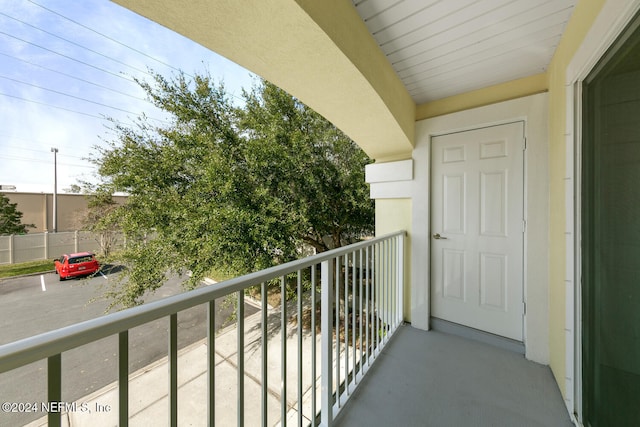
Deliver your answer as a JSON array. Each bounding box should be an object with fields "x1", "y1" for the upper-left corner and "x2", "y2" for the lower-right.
[
  {"x1": 95, "y1": 71, "x2": 373, "y2": 308},
  {"x1": 0, "y1": 193, "x2": 33, "y2": 235},
  {"x1": 78, "y1": 187, "x2": 121, "y2": 258}
]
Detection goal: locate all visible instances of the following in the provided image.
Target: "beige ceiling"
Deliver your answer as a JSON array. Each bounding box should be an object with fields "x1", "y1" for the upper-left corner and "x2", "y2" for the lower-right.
[{"x1": 353, "y1": 0, "x2": 576, "y2": 104}]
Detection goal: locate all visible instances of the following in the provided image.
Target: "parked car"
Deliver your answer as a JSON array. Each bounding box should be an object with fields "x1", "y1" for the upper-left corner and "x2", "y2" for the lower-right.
[{"x1": 54, "y1": 252, "x2": 100, "y2": 281}]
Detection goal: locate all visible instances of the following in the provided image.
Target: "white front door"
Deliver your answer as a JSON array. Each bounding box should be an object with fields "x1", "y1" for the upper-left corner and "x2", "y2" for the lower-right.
[{"x1": 430, "y1": 122, "x2": 524, "y2": 341}]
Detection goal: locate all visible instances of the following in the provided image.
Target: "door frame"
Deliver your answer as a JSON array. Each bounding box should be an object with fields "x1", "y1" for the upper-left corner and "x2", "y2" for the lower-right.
[
  {"x1": 566, "y1": 0, "x2": 640, "y2": 423},
  {"x1": 412, "y1": 93, "x2": 548, "y2": 363},
  {"x1": 429, "y1": 122, "x2": 526, "y2": 342}
]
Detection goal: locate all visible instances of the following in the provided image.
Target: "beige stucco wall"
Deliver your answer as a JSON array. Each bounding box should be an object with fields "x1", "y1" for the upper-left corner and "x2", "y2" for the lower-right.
[
  {"x1": 3, "y1": 192, "x2": 127, "y2": 233},
  {"x1": 375, "y1": 199, "x2": 412, "y2": 323},
  {"x1": 545, "y1": 0, "x2": 606, "y2": 396}
]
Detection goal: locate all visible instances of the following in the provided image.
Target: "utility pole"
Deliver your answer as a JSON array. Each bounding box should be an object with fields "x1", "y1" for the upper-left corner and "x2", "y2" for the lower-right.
[{"x1": 51, "y1": 147, "x2": 58, "y2": 233}]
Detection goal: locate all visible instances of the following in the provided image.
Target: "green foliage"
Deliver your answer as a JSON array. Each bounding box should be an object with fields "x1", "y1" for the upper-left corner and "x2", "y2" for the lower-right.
[
  {"x1": 238, "y1": 81, "x2": 374, "y2": 252},
  {"x1": 0, "y1": 193, "x2": 33, "y2": 235},
  {"x1": 93, "y1": 71, "x2": 373, "y2": 309},
  {"x1": 63, "y1": 184, "x2": 83, "y2": 193},
  {"x1": 82, "y1": 189, "x2": 121, "y2": 258}
]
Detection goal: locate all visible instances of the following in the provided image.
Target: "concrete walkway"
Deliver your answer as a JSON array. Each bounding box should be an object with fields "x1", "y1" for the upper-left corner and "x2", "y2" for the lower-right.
[{"x1": 25, "y1": 302, "x2": 326, "y2": 427}]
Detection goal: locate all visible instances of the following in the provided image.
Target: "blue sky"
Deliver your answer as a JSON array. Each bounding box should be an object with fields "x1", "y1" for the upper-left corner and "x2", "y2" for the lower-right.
[{"x1": 0, "y1": 0, "x2": 255, "y2": 193}]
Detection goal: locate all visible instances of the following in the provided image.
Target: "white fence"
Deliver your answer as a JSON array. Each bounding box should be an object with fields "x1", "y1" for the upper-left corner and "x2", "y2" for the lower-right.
[{"x1": 0, "y1": 231, "x2": 122, "y2": 264}]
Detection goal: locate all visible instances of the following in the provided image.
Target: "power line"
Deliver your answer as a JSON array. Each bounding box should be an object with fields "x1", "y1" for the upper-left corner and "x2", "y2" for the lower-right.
[
  {"x1": 0, "y1": 131, "x2": 104, "y2": 155},
  {"x1": 0, "y1": 90, "x2": 171, "y2": 129},
  {"x1": 0, "y1": 91, "x2": 106, "y2": 119},
  {"x1": 0, "y1": 51, "x2": 149, "y2": 103},
  {"x1": 0, "y1": 140, "x2": 87, "y2": 159},
  {"x1": 0, "y1": 2, "x2": 248, "y2": 135},
  {"x1": 0, "y1": 17, "x2": 247, "y2": 107},
  {"x1": 0, "y1": 74, "x2": 166, "y2": 120},
  {"x1": 0, "y1": 30, "x2": 133, "y2": 83},
  {"x1": 27, "y1": 0, "x2": 189, "y2": 77},
  {"x1": 0, "y1": 153, "x2": 94, "y2": 168},
  {"x1": 0, "y1": 11, "x2": 153, "y2": 77},
  {"x1": 23, "y1": 0, "x2": 249, "y2": 106}
]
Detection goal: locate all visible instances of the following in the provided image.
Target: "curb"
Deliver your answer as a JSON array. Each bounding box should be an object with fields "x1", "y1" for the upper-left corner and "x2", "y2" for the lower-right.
[{"x1": 0, "y1": 269, "x2": 55, "y2": 283}]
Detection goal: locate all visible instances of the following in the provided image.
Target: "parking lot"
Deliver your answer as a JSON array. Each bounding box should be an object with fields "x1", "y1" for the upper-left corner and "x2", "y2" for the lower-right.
[
  {"x1": 0, "y1": 266, "x2": 255, "y2": 426},
  {"x1": 1, "y1": 268, "x2": 118, "y2": 345}
]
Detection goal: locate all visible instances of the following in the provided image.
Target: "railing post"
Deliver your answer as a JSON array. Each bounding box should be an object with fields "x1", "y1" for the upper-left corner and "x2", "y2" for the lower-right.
[
  {"x1": 9, "y1": 234, "x2": 14, "y2": 264},
  {"x1": 74, "y1": 230, "x2": 79, "y2": 253},
  {"x1": 397, "y1": 233, "x2": 404, "y2": 324},
  {"x1": 261, "y1": 284, "x2": 268, "y2": 426},
  {"x1": 47, "y1": 354, "x2": 61, "y2": 427},
  {"x1": 321, "y1": 259, "x2": 334, "y2": 427},
  {"x1": 44, "y1": 231, "x2": 49, "y2": 260},
  {"x1": 297, "y1": 270, "x2": 303, "y2": 427},
  {"x1": 169, "y1": 314, "x2": 178, "y2": 427},
  {"x1": 237, "y1": 290, "x2": 245, "y2": 427},
  {"x1": 207, "y1": 300, "x2": 216, "y2": 426},
  {"x1": 280, "y1": 276, "x2": 287, "y2": 426},
  {"x1": 119, "y1": 331, "x2": 129, "y2": 427}
]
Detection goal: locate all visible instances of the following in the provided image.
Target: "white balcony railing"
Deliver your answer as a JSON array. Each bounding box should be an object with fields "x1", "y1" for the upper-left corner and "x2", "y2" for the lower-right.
[{"x1": 0, "y1": 231, "x2": 405, "y2": 427}]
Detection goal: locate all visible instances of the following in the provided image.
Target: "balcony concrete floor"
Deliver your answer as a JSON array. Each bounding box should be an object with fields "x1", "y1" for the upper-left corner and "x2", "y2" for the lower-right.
[{"x1": 334, "y1": 324, "x2": 573, "y2": 427}]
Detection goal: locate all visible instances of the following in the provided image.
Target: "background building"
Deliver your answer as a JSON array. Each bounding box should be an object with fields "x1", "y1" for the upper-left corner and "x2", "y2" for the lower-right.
[{"x1": 2, "y1": 192, "x2": 127, "y2": 233}]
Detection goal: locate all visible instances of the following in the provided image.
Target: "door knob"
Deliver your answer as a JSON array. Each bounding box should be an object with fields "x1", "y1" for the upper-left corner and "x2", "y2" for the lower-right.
[{"x1": 433, "y1": 233, "x2": 448, "y2": 240}]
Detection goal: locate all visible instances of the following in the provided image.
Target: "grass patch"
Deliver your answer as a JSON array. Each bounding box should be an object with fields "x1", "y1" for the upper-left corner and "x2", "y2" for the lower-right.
[
  {"x1": 0, "y1": 259, "x2": 54, "y2": 279},
  {"x1": 206, "y1": 267, "x2": 237, "y2": 283}
]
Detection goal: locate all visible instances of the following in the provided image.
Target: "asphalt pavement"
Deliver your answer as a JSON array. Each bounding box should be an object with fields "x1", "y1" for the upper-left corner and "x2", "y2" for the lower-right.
[{"x1": 0, "y1": 269, "x2": 256, "y2": 427}]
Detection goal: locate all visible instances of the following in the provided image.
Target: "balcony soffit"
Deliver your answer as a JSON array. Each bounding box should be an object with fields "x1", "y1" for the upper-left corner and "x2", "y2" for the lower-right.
[
  {"x1": 353, "y1": 0, "x2": 576, "y2": 105},
  {"x1": 112, "y1": 0, "x2": 415, "y2": 160},
  {"x1": 112, "y1": 0, "x2": 576, "y2": 159}
]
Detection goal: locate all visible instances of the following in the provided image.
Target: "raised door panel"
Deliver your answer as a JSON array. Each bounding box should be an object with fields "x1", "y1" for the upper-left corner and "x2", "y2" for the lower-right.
[{"x1": 443, "y1": 174, "x2": 466, "y2": 234}]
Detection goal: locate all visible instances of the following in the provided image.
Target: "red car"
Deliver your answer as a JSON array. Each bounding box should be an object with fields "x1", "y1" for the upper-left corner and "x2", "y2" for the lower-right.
[{"x1": 54, "y1": 252, "x2": 100, "y2": 281}]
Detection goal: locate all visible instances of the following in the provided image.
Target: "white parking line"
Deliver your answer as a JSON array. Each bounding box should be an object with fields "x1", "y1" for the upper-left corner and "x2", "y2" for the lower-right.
[
  {"x1": 40, "y1": 275, "x2": 46, "y2": 292},
  {"x1": 99, "y1": 271, "x2": 108, "y2": 280}
]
